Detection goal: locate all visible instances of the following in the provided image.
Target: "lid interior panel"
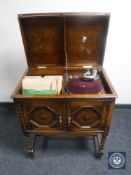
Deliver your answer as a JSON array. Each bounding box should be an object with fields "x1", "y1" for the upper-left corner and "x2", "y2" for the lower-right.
[
  {"x1": 19, "y1": 13, "x2": 109, "y2": 67},
  {"x1": 19, "y1": 16, "x2": 65, "y2": 67},
  {"x1": 65, "y1": 15, "x2": 109, "y2": 66}
]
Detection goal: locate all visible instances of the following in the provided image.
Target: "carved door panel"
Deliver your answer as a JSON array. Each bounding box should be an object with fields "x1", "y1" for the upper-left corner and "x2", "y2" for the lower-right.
[
  {"x1": 19, "y1": 101, "x2": 65, "y2": 131},
  {"x1": 67, "y1": 101, "x2": 107, "y2": 131}
]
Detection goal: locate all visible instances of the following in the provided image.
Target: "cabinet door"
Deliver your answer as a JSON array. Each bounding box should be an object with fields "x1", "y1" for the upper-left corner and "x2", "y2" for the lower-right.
[
  {"x1": 16, "y1": 101, "x2": 65, "y2": 131},
  {"x1": 67, "y1": 101, "x2": 107, "y2": 131}
]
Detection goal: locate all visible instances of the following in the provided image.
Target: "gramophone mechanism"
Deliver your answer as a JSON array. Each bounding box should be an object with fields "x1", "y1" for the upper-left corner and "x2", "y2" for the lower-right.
[
  {"x1": 83, "y1": 68, "x2": 99, "y2": 81},
  {"x1": 65, "y1": 68, "x2": 102, "y2": 94}
]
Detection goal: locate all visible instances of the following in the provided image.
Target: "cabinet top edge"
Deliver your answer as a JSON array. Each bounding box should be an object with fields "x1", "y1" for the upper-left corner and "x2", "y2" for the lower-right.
[{"x1": 18, "y1": 12, "x2": 110, "y2": 18}]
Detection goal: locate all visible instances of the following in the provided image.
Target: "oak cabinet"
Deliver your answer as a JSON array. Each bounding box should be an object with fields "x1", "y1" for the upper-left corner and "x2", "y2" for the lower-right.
[{"x1": 12, "y1": 13, "x2": 117, "y2": 159}]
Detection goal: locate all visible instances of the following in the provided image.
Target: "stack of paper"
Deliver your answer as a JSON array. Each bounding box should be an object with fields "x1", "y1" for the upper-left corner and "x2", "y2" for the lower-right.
[{"x1": 22, "y1": 75, "x2": 63, "y2": 95}]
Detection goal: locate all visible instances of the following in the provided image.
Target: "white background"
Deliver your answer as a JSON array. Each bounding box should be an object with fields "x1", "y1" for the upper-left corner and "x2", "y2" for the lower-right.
[{"x1": 0, "y1": 0, "x2": 131, "y2": 104}]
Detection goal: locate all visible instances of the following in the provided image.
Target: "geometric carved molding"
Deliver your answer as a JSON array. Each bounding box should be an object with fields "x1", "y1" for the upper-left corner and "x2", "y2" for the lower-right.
[
  {"x1": 28, "y1": 106, "x2": 59, "y2": 128},
  {"x1": 71, "y1": 106, "x2": 101, "y2": 129}
]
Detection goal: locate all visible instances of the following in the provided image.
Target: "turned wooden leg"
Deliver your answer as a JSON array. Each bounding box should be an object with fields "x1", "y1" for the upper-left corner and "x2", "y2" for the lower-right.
[
  {"x1": 97, "y1": 133, "x2": 107, "y2": 159},
  {"x1": 24, "y1": 134, "x2": 36, "y2": 159}
]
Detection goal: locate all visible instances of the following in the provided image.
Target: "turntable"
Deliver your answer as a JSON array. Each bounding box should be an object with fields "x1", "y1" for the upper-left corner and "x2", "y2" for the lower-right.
[{"x1": 65, "y1": 68, "x2": 103, "y2": 94}]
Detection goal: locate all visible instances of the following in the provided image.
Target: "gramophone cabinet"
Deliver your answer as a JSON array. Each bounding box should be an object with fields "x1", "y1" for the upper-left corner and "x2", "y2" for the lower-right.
[{"x1": 12, "y1": 13, "x2": 117, "y2": 159}]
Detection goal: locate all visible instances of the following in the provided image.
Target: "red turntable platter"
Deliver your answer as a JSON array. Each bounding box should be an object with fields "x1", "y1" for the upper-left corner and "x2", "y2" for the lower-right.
[{"x1": 65, "y1": 78, "x2": 103, "y2": 94}]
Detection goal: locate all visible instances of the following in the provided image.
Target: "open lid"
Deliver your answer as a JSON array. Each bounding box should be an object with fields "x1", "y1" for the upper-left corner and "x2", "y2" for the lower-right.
[
  {"x1": 18, "y1": 14, "x2": 65, "y2": 67},
  {"x1": 18, "y1": 13, "x2": 110, "y2": 67},
  {"x1": 65, "y1": 13, "x2": 110, "y2": 66}
]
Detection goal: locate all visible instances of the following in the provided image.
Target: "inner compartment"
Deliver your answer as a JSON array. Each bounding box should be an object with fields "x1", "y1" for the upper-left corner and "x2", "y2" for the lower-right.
[{"x1": 17, "y1": 67, "x2": 112, "y2": 95}]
